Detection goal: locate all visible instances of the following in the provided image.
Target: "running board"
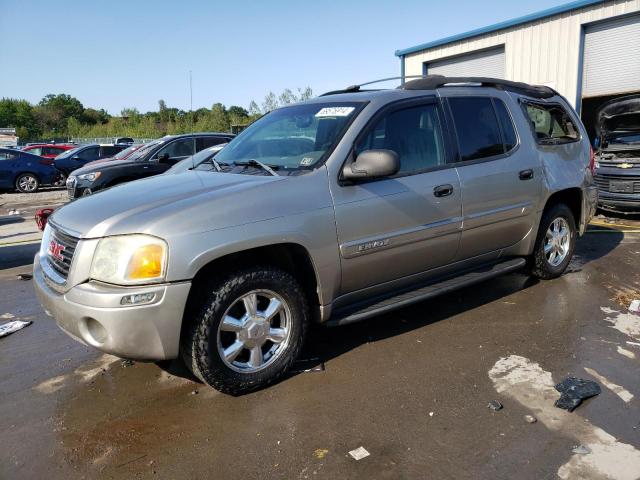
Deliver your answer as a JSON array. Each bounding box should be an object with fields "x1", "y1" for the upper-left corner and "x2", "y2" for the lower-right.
[{"x1": 326, "y1": 257, "x2": 527, "y2": 327}]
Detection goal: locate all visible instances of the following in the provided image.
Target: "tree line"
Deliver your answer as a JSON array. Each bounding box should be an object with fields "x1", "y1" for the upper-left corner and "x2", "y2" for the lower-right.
[{"x1": 0, "y1": 87, "x2": 313, "y2": 142}]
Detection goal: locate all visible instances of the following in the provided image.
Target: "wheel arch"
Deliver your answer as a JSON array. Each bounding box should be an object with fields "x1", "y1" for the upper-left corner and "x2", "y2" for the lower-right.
[
  {"x1": 543, "y1": 187, "x2": 583, "y2": 234},
  {"x1": 13, "y1": 171, "x2": 41, "y2": 189},
  {"x1": 184, "y1": 242, "x2": 322, "y2": 330}
]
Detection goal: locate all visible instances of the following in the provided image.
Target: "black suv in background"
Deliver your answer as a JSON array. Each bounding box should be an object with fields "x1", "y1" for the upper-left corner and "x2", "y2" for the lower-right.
[
  {"x1": 54, "y1": 144, "x2": 129, "y2": 180},
  {"x1": 66, "y1": 133, "x2": 234, "y2": 198}
]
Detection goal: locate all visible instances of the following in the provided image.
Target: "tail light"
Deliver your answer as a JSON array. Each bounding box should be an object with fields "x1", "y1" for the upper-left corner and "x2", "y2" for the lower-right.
[
  {"x1": 588, "y1": 146, "x2": 596, "y2": 175},
  {"x1": 39, "y1": 159, "x2": 54, "y2": 166}
]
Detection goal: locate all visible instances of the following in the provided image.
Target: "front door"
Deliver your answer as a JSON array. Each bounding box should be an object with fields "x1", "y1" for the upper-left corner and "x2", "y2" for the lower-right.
[{"x1": 331, "y1": 98, "x2": 462, "y2": 295}]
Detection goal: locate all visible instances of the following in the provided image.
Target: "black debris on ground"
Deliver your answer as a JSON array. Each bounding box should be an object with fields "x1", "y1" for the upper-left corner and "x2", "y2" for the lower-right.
[
  {"x1": 488, "y1": 400, "x2": 503, "y2": 411},
  {"x1": 554, "y1": 377, "x2": 601, "y2": 412}
]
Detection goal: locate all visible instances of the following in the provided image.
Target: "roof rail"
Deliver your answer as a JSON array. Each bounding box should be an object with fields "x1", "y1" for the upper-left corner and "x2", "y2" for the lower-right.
[
  {"x1": 400, "y1": 75, "x2": 557, "y2": 99},
  {"x1": 320, "y1": 75, "x2": 429, "y2": 96}
]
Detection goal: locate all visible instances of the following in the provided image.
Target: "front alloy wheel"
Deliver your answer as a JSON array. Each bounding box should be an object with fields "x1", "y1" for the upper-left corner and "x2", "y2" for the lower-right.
[
  {"x1": 217, "y1": 290, "x2": 293, "y2": 372},
  {"x1": 181, "y1": 266, "x2": 309, "y2": 395}
]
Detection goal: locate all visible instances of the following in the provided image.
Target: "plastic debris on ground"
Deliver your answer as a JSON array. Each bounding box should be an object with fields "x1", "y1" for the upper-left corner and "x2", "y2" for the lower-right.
[
  {"x1": 1, "y1": 313, "x2": 16, "y2": 319},
  {"x1": 0, "y1": 320, "x2": 33, "y2": 338},
  {"x1": 17, "y1": 273, "x2": 33, "y2": 281},
  {"x1": 488, "y1": 400, "x2": 503, "y2": 411},
  {"x1": 524, "y1": 415, "x2": 537, "y2": 424},
  {"x1": 572, "y1": 445, "x2": 591, "y2": 455},
  {"x1": 348, "y1": 447, "x2": 370, "y2": 461},
  {"x1": 554, "y1": 377, "x2": 601, "y2": 412},
  {"x1": 290, "y1": 357, "x2": 325, "y2": 374},
  {"x1": 630, "y1": 300, "x2": 640, "y2": 313}
]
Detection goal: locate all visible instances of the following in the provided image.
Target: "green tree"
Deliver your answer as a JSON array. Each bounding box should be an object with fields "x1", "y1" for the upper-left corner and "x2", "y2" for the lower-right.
[{"x1": 36, "y1": 93, "x2": 84, "y2": 135}]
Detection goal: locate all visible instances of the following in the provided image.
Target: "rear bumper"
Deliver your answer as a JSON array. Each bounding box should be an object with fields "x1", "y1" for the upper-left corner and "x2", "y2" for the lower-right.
[{"x1": 33, "y1": 255, "x2": 191, "y2": 360}]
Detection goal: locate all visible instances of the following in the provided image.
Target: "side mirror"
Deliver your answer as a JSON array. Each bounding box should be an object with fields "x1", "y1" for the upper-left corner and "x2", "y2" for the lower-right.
[
  {"x1": 72, "y1": 155, "x2": 81, "y2": 160},
  {"x1": 157, "y1": 153, "x2": 170, "y2": 163},
  {"x1": 342, "y1": 149, "x2": 400, "y2": 181}
]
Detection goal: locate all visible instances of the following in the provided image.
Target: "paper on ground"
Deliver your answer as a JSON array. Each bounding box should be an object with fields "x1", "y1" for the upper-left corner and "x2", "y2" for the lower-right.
[
  {"x1": 348, "y1": 446, "x2": 370, "y2": 460},
  {"x1": 0, "y1": 320, "x2": 32, "y2": 338}
]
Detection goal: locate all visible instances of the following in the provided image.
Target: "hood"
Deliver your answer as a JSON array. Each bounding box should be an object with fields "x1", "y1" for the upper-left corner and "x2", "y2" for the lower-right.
[
  {"x1": 70, "y1": 158, "x2": 135, "y2": 176},
  {"x1": 80, "y1": 157, "x2": 117, "y2": 169},
  {"x1": 50, "y1": 169, "x2": 301, "y2": 239},
  {"x1": 597, "y1": 95, "x2": 640, "y2": 137}
]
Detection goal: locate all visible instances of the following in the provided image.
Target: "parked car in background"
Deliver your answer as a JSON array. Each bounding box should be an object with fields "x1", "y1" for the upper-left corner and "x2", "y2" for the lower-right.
[
  {"x1": 22, "y1": 143, "x2": 75, "y2": 162},
  {"x1": 0, "y1": 148, "x2": 57, "y2": 192},
  {"x1": 53, "y1": 143, "x2": 129, "y2": 180},
  {"x1": 593, "y1": 94, "x2": 640, "y2": 213},
  {"x1": 35, "y1": 77, "x2": 597, "y2": 395},
  {"x1": 81, "y1": 143, "x2": 146, "y2": 169},
  {"x1": 66, "y1": 133, "x2": 233, "y2": 198},
  {"x1": 114, "y1": 137, "x2": 135, "y2": 145}
]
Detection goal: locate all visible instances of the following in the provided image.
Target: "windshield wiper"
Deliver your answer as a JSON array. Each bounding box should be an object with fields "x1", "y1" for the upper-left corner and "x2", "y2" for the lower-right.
[
  {"x1": 197, "y1": 157, "x2": 222, "y2": 171},
  {"x1": 234, "y1": 159, "x2": 279, "y2": 176}
]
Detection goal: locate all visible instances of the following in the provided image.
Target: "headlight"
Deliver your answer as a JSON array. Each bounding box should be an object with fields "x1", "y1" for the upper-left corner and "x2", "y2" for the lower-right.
[
  {"x1": 78, "y1": 172, "x2": 101, "y2": 182},
  {"x1": 90, "y1": 235, "x2": 167, "y2": 285}
]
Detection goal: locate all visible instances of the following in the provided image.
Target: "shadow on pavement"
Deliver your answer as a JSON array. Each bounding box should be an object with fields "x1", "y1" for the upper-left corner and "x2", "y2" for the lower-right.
[{"x1": 0, "y1": 243, "x2": 39, "y2": 270}]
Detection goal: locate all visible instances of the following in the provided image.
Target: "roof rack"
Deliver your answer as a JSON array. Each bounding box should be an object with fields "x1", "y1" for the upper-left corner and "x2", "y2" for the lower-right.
[
  {"x1": 321, "y1": 75, "x2": 557, "y2": 99},
  {"x1": 320, "y1": 75, "x2": 428, "y2": 96},
  {"x1": 400, "y1": 75, "x2": 557, "y2": 99}
]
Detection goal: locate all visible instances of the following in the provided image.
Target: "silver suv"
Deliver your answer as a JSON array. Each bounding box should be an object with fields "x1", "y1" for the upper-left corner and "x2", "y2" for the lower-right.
[{"x1": 34, "y1": 76, "x2": 598, "y2": 395}]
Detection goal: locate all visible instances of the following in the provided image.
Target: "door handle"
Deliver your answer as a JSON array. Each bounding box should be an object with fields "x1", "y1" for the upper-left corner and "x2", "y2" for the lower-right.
[
  {"x1": 519, "y1": 169, "x2": 534, "y2": 180},
  {"x1": 433, "y1": 184, "x2": 453, "y2": 197}
]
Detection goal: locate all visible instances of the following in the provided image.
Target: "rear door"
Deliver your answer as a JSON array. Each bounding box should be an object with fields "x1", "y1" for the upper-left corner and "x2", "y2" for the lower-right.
[
  {"x1": 444, "y1": 93, "x2": 542, "y2": 260},
  {"x1": 332, "y1": 97, "x2": 462, "y2": 294}
]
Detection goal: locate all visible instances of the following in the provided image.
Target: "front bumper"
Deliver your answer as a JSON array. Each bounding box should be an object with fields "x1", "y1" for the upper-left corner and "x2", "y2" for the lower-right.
[
  {"x1": 594, "y1": 167, "x2": 640, "y2": 212},
  {"x1": 33, "y1": 254, "x2": 191, "y2": 360}
]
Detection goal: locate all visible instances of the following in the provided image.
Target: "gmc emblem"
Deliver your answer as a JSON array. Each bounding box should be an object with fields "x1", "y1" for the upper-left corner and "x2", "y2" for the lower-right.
[{"x1": 48, "y1": 240, "x2": 66, "y2": 262}]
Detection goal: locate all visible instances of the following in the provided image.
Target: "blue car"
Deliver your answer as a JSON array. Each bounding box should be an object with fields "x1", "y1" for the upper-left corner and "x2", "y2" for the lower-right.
[
  {"x1": 0, "y1": 148, "x2": 57, "y2": 193},
  {"x1": 53, "y1": 143, "x2": 128, "y2": 178}
]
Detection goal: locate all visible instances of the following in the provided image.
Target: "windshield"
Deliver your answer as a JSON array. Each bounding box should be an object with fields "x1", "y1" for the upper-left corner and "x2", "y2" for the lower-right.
[
  {"x1": 55, "y1": 145, "x2": 85, "y2": 159},
  {"x1": 127, "y1": 140, "x2": 162, "y2": 161},
  {"x1": 113, "y1": 144, "x2": 140, "y2": 159},
  {"x1": 214, "y1": 102, "x2": 363, "y2": 173}
]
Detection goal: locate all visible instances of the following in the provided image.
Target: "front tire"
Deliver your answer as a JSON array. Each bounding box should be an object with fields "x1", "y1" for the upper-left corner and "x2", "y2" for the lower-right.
[
  {"x1": 15, "y1": 173, "x2": 39, "y2": 193},
  {"x1": 181, "y1": 266, "x2": 309, "y2": 395},
  {"x1": 529, "y1": 203, "x2": 576, "y2": 279}
]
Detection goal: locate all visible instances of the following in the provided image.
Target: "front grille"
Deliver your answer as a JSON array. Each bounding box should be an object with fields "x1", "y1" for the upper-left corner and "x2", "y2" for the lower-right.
[
  {"x1": 593, "y1": 174, "x2": 640, "y2": 194},
  {"x1": 66, "y1": 177, "x2": 76, "y2": 199},
  {"x1": 46, "y1": 227, "x2": 79, "y2": 280}
]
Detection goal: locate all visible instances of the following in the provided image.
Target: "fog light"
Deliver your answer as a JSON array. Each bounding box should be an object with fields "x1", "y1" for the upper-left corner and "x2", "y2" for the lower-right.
[{"x1": 120, "y1": 292, "x2": 156, "y2": 306}]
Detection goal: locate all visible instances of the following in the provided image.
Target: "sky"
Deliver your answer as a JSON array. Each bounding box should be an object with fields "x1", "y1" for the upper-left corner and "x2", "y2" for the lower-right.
[{"x1": 0, "y1": 0, "x2": 570, "y2": 115}]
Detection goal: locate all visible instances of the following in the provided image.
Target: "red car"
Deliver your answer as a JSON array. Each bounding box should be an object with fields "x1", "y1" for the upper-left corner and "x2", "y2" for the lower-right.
[{"x1": 22, "y1": 144, "x2": 75, "y2": 163}]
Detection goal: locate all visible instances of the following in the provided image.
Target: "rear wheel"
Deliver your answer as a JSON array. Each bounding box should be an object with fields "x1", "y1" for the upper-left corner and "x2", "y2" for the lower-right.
[
  {"x1": 181, "y1": 266, "x2": 308, "y2": 395},
  {"x1": 15, "y1": 173, "x2": 39, "y2": 193},
  {"x1": 53, "y1": 171, "x2": 67, "y2": 187},
  {"x1": 529, "y1": 203, "x2": 576, "y2": 279}
]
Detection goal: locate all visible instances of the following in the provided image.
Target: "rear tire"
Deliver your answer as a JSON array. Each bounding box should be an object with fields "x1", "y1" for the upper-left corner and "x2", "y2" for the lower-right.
[
  {"x1": 181, "y1": 266, "x2": 308, "y2": 395},
  {"x1": 15, "y1": 173, "x2": 39, "y2": 193},
  {"x1": 529, "y1": 203, "x2": 576, "y2": 279}
]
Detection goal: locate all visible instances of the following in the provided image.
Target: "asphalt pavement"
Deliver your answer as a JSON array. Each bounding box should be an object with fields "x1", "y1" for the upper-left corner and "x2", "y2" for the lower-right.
[{"x1": 1, "y1": 190, "x2": 640, "y2": 479}]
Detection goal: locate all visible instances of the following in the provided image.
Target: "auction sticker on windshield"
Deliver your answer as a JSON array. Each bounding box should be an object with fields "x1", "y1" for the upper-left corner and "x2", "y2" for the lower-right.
[{"x1": 315, "y1": 107, "x2": 355, "y2": 117}]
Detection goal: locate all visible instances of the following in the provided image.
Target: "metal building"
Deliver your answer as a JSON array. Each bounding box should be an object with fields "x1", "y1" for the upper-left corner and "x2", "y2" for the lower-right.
[{"x1": 395, "y1": 0, "x2": 640, "y2": 139}]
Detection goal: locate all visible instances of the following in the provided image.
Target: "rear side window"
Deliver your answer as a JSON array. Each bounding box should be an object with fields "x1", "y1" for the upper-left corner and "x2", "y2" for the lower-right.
[
  {"x1": 100, "y1": 146, "x2": 123, "y2": 157},
  {"x1": 77, "y1": 147, "x2": 100, "y2": 161},
  {"x1": 196, "y1": 136, "x2": 227, "y2": 151},
  {"x1": 448, "y1": 97, "x2": 504, "y2": 161},
  {"x1": 523, "y1": 102, "x2": 579, "y2": 144}
]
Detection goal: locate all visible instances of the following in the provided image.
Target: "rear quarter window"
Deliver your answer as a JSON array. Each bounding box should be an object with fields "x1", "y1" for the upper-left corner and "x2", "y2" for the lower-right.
[{"x1": 523, "y1": 102, "x2": 579, "y2": 145}]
